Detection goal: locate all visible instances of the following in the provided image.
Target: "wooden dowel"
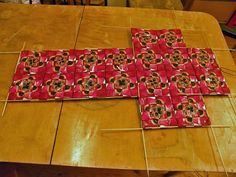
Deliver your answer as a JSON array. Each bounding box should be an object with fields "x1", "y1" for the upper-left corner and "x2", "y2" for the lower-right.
[
  {"x1": 141, "y1": 129, "x2": 150, "y2": 177},
  {"x1": 210, "y1": 127, "x2": 229, "y2": 177},
  {"x1": 100, "y1": 125, "x2": 231, "y2": 132},
  {"x1": 101, "y1": 128, "x2": 143, "y2": 131},
  {"x1": 172, "y1": 46, "x2": 236, "y2": 51}
]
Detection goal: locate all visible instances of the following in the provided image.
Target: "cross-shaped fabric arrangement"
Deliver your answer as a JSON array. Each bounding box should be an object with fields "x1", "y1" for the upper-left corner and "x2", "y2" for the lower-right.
[{"x1": 8, "y1": 28, "x2": 230, "y2": 129}]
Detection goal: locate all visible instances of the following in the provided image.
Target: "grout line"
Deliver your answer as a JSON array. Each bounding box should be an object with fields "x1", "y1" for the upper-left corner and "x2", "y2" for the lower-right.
[
  {"x1": 73, "y1": 6, "x2": 85, "y2": 49},
  {"x1": 100, "y1": 125, "x2": 231, "y2": 132},
  {"x1": 49, "y1": 102, "x2": 64, "y2": 164}
]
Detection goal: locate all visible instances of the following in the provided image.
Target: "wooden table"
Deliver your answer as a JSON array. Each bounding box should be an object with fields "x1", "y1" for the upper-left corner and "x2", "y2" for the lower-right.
[{"x1": 0, "y1": 3, "x2": 236, "y2": 175}]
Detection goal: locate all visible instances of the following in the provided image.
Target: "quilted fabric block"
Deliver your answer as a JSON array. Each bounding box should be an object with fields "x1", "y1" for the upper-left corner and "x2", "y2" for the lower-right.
[
  {"x1": 106, "y1": 71, "x2": 138, "y2": 97},
  {"x1": 135, "y1": 47, "x2": 164, "y2": 71},
  {"x1": 195, "y1": 68, "x2": 230, "y2": 95},
  {"x1": 73, "y1": 72, "x2": 106, "y2": 98},
  {"x1": 74, "y1": 49, "x2": 106, "y2": 72},
  {"x1": 167, "y1": 69, "x2": 201, "y2": 96},
  {"x1": 188, "y1": 48, "x2": 219, "y2": 70},
  {"x1": 139, "y1": 96, "x2": 177, "y2": 129},
  {"x1": 16, "y1": 50, "x2": 47, "y2": 75},
  {"x1": 172, "y1": 95, "x2": 211, "y2": 127},
  {"x1": 131, "y1": 28, "x2": 159, "y2": 51},
  {"x1": 104, "y1": 48, "x2": 136, "y2": 72},
  {"x1": 137, "y1": 70, "x2": 169, "y2": 97},
  {"x1": 46, "y1": 50, "x2": 75, "y2": 74},
  {"x1": 8, "y1": 73, "x2": 44, "y2": 100},
  {"x1": 40, "y1": 73, "x2": 74, "y2": 99},
  {"x1": 156, "y1": 29, "x2": 186, "y2": 50},
  {"x1": 163, "y1": 48, "x2": 193, "y2": 71}
]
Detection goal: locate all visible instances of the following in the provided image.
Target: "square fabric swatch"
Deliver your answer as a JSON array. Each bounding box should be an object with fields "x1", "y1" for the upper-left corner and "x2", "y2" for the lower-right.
[
  {"x1": 195, "y1": 68, "x2": 230, "y2": 95},
  {"x1": 167, "y1": 69, "x2": 201, "y2": 96},
  {"x1": 172, "y1": 95, "x2": 211, "y2": 127},
  {"x1": 16, "y1": 51, "x2": 47, "y2": 75},
  {"x1": 163, "y1": 48, "x2": 193, "y2": 71},
  {"x1": 104, "y1": 48, "x2": 136, "y2": 72},
  {"x1": 46, "y1": 50, "x2": 75, "y2": 74},
  {"x1": 40, "y1": 73, "x2": 74, "y2": 99},
  {"x1": 131, "y1": 28, "x2": 159, "y2": 51},
  {"x1": 137, "y1": 70, "x2": 169, "y2": 97},
  {"x1": 73, "y1": 49, "x2": 106, "y2": 72},
  {"x1": 73, "y1": 72, "x2": 106, "y2": 98},
  {"x1": 139, "y1": 96, "x2": 177, "y2": 129},
  {"x1": 135, "y1": 47, "x2": 164, "y2": 71},
  {"x1": 188, "y1": 48, "x2": 219, "y2": 70},
  {"x1": 106, "y1": 71, "x2": 138, "y2": 97},
  {"x1": 156, "y1": 29, "x2": 186, "y2": 50},
  {"x1": 8, "y1": 73, "x2": 44, "y2": 100}
]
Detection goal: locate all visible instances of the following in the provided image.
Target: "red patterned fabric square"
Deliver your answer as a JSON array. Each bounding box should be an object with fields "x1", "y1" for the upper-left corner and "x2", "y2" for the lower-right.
[
  {"x1": 157, "y1": 29, "x2": 186, "y2": 50},
  {"x1": 172, "y1": 95, "x2": 211, "y2": 127},
  {"x1": 195, "y1": 68, "x2": 230, "y2": 95},
  {"x1": 135, "y1": 48, "x2": 164, "y2": 71},
  {"x1": 137, "y1": 70, "x2": 169, "y2": 97},
  {"x1": 131, "y1": 28, "x2": 159, "y2": 51},
  {"x1": 40, "y1": 73, "x2": 74, "y2": 99},
  {"x1": 73, "y1": 72, "x2": 106, "y2": 98},
  {"x1": 104, "y1": 48, "x2": 135, "y2": 72},
  {"x1": 73, "y1": 49, "x2": 105, "y2": 72},
  {"x1": 163, "y1": 48, "x2": 193, "y2": 71},
  {"x1": 16, "y1": 51, "x2": 47, "y2": 75},
  {"x1": 46, "y1": 50, "x2": 75, "y2": 74},
  {"x1": 188, "y1": 48, "x2": 219, "y2": 70},
  {"x1": 8, "y1": 73, "x2": 44, "y2": 100},
  {"x1": 167, "y1": 69, "x2": 201, "y2": 96},
  {"x1": 106, "y1": 71, "x2": 138, "y2": 97},
  {"x1": 139, "y1": 96, "x2": 177, "y2": 129}
]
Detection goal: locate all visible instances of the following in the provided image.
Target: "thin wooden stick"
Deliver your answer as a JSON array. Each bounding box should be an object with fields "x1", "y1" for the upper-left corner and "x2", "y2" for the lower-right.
[
  {"x1": 101, "y1": 127, "x2": 143, "y2": 131},
  {"x1": 177, "y1": 93, "x2": 231, "y2": 96},
  {"x1": 0, "y1": 51, "x2": 21, "y2": 54},
  {"x1": 172, "y1": 46, "x2": 236, "y2": 51},
  {"x1": 0, "y1": 95, "x2": 138, "y2": 103},
  {"x1": 1, "y1": 93, "x2": 9, "y2": 117},
  {"x1": 141, "y1": 129, "x2": 150, "y2": 177},
  {"x1": 1, "y1": 42, "x2": 26, "y2": 117},
  {"x1": 101, "y1": 125, "x2": 231, "y2": 132},
  {"x1": 210, "y1": 126, "x2": 229, "y2": 177}
]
